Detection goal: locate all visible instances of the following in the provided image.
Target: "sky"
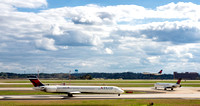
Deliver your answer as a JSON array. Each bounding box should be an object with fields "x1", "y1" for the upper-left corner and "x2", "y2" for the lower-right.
[{"x1": 1, "y1": 0, "x2": 200, "y2": 74}]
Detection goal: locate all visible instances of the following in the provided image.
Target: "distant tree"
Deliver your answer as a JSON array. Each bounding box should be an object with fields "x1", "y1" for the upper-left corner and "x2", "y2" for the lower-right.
[
  {"x1": 0, "y1": 72, "x2": 189, "y2": 80},
  {"x1": 0, "y1": 72, "x2": 8, "y2": 79},
  {"x1": 80, "y1": 74, "x2": 93, "y2": 80}
]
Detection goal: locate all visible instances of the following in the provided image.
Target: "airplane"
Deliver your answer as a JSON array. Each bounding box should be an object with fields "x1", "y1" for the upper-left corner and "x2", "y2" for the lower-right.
[
  {"x1": 142, "y1": 69, "x2": 163, "y2": 75},
  {"x1": 28, "y1": 76, "x2": 124, "y2": 97},
  {"x1": 154, "y1": 78, "x2": 182, "y2": 90}
]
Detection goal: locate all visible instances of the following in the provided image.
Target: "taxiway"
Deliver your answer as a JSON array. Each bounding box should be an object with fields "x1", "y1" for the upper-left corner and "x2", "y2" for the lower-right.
[{"x1": 0, "y1": 87, "x2": 200, "y2": 100}]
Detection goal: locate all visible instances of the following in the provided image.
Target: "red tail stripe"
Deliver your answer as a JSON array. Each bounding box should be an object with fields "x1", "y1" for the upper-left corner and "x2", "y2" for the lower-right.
[
  {"x1": 29, "y1": 79, "x2": 44, "y2": 87},
  {"x1": 176, "y1": 78, "x2": 182, "y2": 84},
  {"x1": 159, "y1": 70, "x2": 162, "y2": 74}
]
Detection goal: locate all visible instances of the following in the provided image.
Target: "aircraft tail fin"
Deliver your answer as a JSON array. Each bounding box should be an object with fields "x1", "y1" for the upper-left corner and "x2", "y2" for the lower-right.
[
  {"x1": 176, "y1": 78, "x2": 182, "y2": 84},
  {"x1": 158, "y1": 70, "x2": 163, "y2": 74},
  {"x1": 28, "y1": 76, "x2": 45, "y2": 87}
]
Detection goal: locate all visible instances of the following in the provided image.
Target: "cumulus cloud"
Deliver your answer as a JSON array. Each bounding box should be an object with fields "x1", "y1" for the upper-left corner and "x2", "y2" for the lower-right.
[
  {"x1": 157, "y1": 2, "x2": 199, "y2": 11},
  {"x1": 0, "y1": 62, "x2": 23, "y2": 72},
  {"x1": 47, "y1": 30, "x2": 102, "y2": 46},
  {"x1": 114, "y1": 20, "x2": 200, "y2": 44},
  {"x1": 105, "y1": 48, "x2": 113, "y2": 54},
  {"x1": 1, "y1": 0, "x2": 47, "y2": 9},
  {"x1": 140, "y1": 21, "x2": 200, "y2": 44},
  {"x1": 164, "y1": 44, "x2": 195, "y2": 59},
  {"x1": 1, "y1": 1, "x2": 200, "y2": 73},
  {"x1": 155, "y1": 2, "x2": 200, "y2": 21},
  {"x1": 35, "y1": 38, "x2": 57, "y2": 51}
]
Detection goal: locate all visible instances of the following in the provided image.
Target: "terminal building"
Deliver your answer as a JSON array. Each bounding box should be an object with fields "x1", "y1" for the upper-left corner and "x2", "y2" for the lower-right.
[{"x1": 174, "y1": 72, "x2": 199, "y2": 80}]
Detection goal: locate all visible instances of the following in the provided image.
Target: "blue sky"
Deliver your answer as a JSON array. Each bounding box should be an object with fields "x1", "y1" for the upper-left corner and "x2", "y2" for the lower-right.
[
  {"x1": 46, "y1": 0, "x2": 199, "y2": 8},
  {"x1": 1, "y1": 0, "x2": 200, "y2": 74}
]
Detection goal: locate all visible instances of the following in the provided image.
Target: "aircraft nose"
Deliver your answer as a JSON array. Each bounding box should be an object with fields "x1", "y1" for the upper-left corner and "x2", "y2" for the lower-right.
[{"x1": 119, "y1": 89, "x2": 124, "y2": 93}]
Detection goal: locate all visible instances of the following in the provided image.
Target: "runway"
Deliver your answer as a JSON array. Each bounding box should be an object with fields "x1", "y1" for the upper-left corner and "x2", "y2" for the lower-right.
[
  {"x1": 0, "y1": 87, "x2": 200, "y2": 100},
  {"x1": 1, "y1": 94, "x2": 200, "y2": 100}
]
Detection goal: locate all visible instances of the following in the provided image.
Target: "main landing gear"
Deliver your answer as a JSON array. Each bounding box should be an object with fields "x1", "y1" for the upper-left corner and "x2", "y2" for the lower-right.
[
  {"x1": 68, "y1": 93, "x2": 73, "y2": 97},
  {"x1": 164, "y1": 88, "x2": 173, "y2": 90},
  {"x1": 118, "y1": 94, "x2": 120, "y2": 96}
]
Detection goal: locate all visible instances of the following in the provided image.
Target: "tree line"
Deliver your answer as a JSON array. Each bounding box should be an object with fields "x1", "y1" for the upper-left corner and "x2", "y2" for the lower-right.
[{"x1": 0, "y1": 72, "x2": 174, "y2": 79}]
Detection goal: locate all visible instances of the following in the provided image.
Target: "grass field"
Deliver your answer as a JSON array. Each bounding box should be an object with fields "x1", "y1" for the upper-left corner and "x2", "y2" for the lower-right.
[
  {"x1": 1, "y1": 79, "x2": 200, "y2": 87},
  {"x1": 1, "y1": 83, "x2": 200, "y2": 87},
  {"x1": 0, "y1": 99, "x2": 200, "y2": 106},
  {"x1": 1, "y1": 79, "x2": 200, "y2": 83},
  {"x1": 1, "y1": 79, "x2": 200, "y2": 105},
  {"x1": 0, "y1": 84, "x2": 33, "y2": 87},
  {"x1": 0, "y1": 90, "x2": 59, "y2": 95}
]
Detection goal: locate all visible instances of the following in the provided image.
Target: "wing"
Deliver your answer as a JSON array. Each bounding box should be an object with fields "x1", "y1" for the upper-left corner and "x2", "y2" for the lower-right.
[{"x1": 69, "y1": 91, "x2": 81, "y2": 94}]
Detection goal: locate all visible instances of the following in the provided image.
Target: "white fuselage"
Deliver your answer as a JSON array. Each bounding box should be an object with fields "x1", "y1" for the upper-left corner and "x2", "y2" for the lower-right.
[
  {"x1": 34, "y1": 86, "x2": 124, "y2": 94},
  {"x1": 154, "y1": 83, "x2": 180, "y2": 89},
  {"x1": 142, "y1": 72, "x2": 161, "y2": 75}
]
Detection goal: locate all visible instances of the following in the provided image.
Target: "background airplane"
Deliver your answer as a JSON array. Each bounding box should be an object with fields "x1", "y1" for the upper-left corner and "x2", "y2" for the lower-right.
[
  {"x1": 142, "y1": 70, "x2": 163, "y2": 75},
  {"x1": 154, "y1": 78, "x2": 182, "y2": 90},
  {"x1": 28, "y1": 76, "x2": 124, "y2": 97}
]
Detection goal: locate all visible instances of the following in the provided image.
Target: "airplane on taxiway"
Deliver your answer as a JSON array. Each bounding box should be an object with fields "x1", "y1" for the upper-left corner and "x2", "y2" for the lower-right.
[
  {"x1": 142, "y1": 69, "x2": 163, "y2": 75},
  {"x1": 28, "y1": 76, "x2": 124, "y2": 97},
  {"x1": 154, "y1": 78, "x2": 182, "y2": 90}
]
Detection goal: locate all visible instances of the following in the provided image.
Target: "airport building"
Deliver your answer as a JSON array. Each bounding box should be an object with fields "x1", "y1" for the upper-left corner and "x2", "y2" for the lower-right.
[{"x1": 174, "y1": 72, "x2": 199, "y2": 80}]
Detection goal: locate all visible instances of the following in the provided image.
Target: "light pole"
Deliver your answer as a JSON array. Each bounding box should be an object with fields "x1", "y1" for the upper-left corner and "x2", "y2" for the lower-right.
[{"x1": 69, "y1": 70, "x2": 71, "y2": 85}]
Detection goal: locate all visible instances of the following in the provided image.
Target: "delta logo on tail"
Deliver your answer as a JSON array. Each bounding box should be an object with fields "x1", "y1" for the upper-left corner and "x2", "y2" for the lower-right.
[
  {"x1": 28, "y1": 76, "x2": 124, "y2": 97},
  {"x1": 29, "y1": 78, "x2": 44, "y2": 87},
  {"x1": 142, "y1": 69, "x2": 163, "y2": 75},
  {"x1": 154, "y1": 78, "x2": 182, "y2": 90}
]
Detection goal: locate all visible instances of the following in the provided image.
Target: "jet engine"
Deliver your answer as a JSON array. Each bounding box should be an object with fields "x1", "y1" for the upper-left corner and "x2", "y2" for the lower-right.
[{"x1": 44, "y1": 86, "x2": 57, "y2": 92}]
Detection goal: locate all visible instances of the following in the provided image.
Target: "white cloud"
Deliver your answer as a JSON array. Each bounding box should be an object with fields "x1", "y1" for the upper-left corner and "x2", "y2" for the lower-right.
[
  {"x1": 0, "y1": 62, "x2": 22, "y2": 72},
  {"x1": 1, "y1": 0, "x2": 47, "y2": 9},
  {"x1": 164, "y1": 44, "x2": 195, "y2": 59},
  {"x1": 115, "y1": 20, "x2": 200, "y2": 44},
  {"x1": 69, "y1": 61, "x2": 93, "y2": 67},
  {"x1": 105, "y1": 48, "x2": 113, "y2": 54},
  {"x1": 35, "y1": 38, "x2": 57, "y2": 51},
  {"x1": 1, "y1": 1, "x2": 200, "y2": 73},
  {"x1": 147, "y1": 56, "x2": 161, "y2": 64},
  {"x1": 156, "y1": 2, "x2": 200, "y2": 21},
  {"x1": 51, "y1": 24, "x2": 64, "y2": 35}
]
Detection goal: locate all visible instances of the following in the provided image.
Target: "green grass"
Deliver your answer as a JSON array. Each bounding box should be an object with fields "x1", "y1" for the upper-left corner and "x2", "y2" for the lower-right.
[
  {"x1": 0, "y1": 84, "x2": 33, "y2": 87},
  {"x1": 0, "y1": 99, "x2": 200, "y2": 106},
  {"x1": 1, "y1": 79, "x2": 200, "y2": 87},
  {"x1": 181, "y1": 84, "x2": 200, "y2": 87},
  {"x1": 1, "y1": 84, "x2": 200, "y2": 87},
  {"x1": 0, "y1": 84, "x2": 154, "y2": 87},
  {"x1": 1, "y1": 83, "x2": 200, "y2": 87},
  {"x1": 2, "y1": 79, "x2": 200, "y2": 83},
  {"x1": 0, "y1": 91, "x2": 63, "y2": 95}
]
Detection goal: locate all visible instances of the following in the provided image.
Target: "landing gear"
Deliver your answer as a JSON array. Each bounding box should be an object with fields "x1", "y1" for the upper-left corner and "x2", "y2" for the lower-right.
[
  {"x1": 118, "y1": 94, "x2": 120, "y2": 96},
  {"x1": 164, "y1": 88, "x2": 167, "y2": 90},
  {"x1": 171, "y1": 88, "x2": 173, "y2": 90},
  {"x1": 68, "y1": 93, "x2": 73, "y2": 97}
]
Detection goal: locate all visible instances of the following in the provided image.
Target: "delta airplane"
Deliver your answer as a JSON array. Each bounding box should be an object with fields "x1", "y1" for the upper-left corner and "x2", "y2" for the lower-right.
[
  {"x1": 142, "y1": 70, "x2": 163, "y2": 75},
  {"x1": 154, "y1": 78, "x2": 182, "y2": 90},
  {"x1": 28, "y1": 76, "x2": 124, "y2": 97}
]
